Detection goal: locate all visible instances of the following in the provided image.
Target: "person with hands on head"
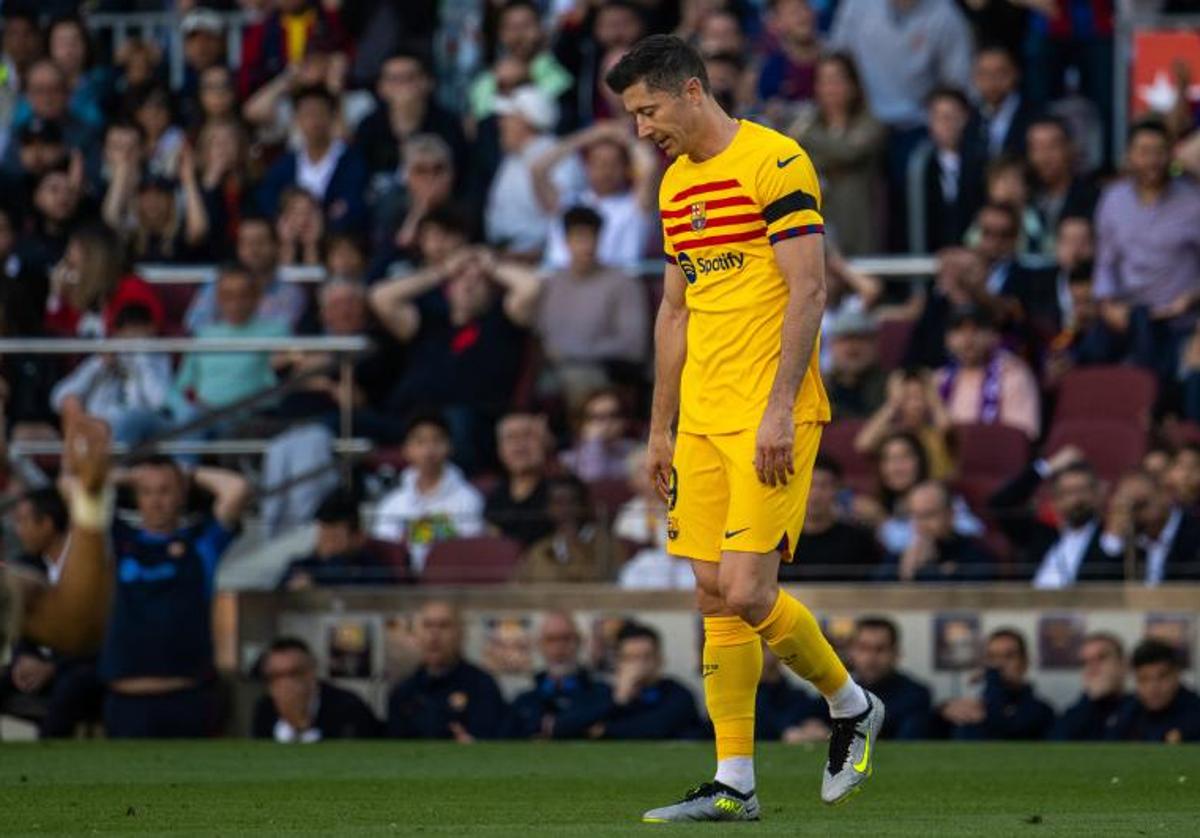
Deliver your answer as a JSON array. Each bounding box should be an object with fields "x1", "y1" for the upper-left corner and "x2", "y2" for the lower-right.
[
  {"x1": 589, "y1": 622, "x2": 700, "y2": 741},
  {"x1": 1098, "y1": 470, "x2": 1200, "y2": 583},
  {"x1": 854, "y1": 368, "x2": 954, "y2": 478}
]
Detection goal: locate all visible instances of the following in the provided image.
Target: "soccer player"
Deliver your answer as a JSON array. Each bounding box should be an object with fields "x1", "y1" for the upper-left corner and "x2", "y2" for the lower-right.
[{"x1": 606, "y1": 35, "x2": 884, "y2": 823}]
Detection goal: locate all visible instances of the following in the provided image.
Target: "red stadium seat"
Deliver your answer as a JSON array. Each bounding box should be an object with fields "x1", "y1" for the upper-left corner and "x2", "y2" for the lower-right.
[
  {"x1": 421, "y1": 536, "x2": 524, "y2": 585},
  {"x1": 876, "y1": 318, "x2": 914, "y2": 371},
  {"x1": 1053, "y1": 366, "x2": 1157, "y2": 428},
  {"x1": 953, "y1": 423, "x2": 1030, "y2": 482},
  {"x1": 588, "y1": 477, "x2": 635, "y2": 520},
  {"x1": 819, "y1": 419, "x2": 874, "y2": 493},
  {"x1": 363, "y1": 539, "x2": 413, "y2": 584},
  {"x1": 1043, "y1": 419, "x2": 1147, "y2": 483}
]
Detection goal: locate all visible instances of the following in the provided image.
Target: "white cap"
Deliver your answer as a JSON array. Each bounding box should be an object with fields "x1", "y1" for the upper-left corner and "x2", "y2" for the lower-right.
[
  {"x1": 182, "y1": 8, "x2": 224, "y2": 36},
  {"x1": 493, "y1": 85, "x2": 558, "y2": 132}
]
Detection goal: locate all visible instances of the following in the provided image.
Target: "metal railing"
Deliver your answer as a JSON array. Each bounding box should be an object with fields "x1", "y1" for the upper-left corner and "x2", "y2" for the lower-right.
[{"x1": 86, "y1": 11, "x2": 247, "y2": 92}]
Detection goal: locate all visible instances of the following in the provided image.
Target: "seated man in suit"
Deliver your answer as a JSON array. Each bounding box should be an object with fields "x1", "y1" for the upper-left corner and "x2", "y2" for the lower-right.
[
  {"x1": 279, "y1": 489, "x2": 395, "y2": 589},
  {"x1": 504, "y1": 610, "x2": 612, "y2": 739},
  {"x1": 589, "y1": 622, "x2": 701, "y2": 740},
  {"x1": 252, "y1": 637, "x2": 381, "y2": 742},
  {"x1": 988, "y1": 446, "x2": 1119, "y2": 585},
  {"x1": 848, "y1": 617, "x2": 932, "y2": 740},
  {"x1": 1109, "y1": 639, "x2": 1200, "y2": 743},
  {"x1": 971, "y1": 45, "x2": 1034, "y2": 160},
  {"x1": 884, "y1": 481, "x2": 996, "y2": 582},
  {"x1": 1051, "y1": 632, "x2": 1129, "y2": 740},
  {"x1": 937, "y1": 628, "x2": 1055, "y2": 740},
  {"x1": 388, "y1": 601, "x2": 505, "y2": 741},
  {"x1": 1099, "y1": 471, "x2": 1200, "y2": 583}
]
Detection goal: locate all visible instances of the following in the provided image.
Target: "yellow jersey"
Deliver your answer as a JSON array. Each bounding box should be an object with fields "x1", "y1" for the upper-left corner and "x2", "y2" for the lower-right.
[{"x1": 661, "y1": 119, "x2": 831, "y2": 435}]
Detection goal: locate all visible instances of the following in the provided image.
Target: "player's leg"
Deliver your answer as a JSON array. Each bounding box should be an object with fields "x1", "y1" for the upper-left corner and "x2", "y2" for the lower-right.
[
  {"x1": 641, "y1": 434, "x2": 761, "y2": 823},
  {"x1": 715, "y1": 423, "x2": 884, "y2": 805}
]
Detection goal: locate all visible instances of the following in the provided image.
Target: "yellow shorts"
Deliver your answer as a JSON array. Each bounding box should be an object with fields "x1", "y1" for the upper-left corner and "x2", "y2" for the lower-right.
[{"x1": 667, "y1": 422, "x2": 823, "y2": 564}]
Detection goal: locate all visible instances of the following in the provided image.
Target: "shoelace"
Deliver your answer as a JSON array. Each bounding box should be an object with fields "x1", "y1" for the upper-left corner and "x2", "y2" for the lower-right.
[{"x1": 827, "y1": 717, "x2": 858, "y2": 774}]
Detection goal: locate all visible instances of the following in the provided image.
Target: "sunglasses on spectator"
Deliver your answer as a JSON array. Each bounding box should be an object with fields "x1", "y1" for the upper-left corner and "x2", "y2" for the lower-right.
[
  {"x1": 411, "y1": 162, "x2": 449, "y2": 176},
  {"x1": 264, "y1": 665, "x2": 309, "y2": 681}
]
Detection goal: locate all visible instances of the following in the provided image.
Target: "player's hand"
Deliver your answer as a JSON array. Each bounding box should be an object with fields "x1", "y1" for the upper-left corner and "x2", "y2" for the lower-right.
[
  {"x1": 64, "y1": 414, "x2": 112, "y2": 495},
  {"x1": 755, "y1": 403, "x2": 794, "y2": 487},
  {"x1": 646, "y1": 428, "x2": 675, "y2": 503}
]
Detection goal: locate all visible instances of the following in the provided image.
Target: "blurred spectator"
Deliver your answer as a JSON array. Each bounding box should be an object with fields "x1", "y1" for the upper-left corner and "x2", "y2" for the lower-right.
[
  {"x1": 937, "y1": 628, "x2": 1055, "y2": 740},
  {"x1": 1109, "y1": 638, "x2": 1200, "y2": 743},
  {"x1": 756, "y1": 646, "x2": 826, "y2": 743},
  {"x1": 0, "y1": 10, "x2": 42, "y2": 89},
  {"x1": 1095, "y1": 119, "x2": 1200, "y2": 380},
  {"x1": 907, "y1": 86, "x2": 986, "y2": 254},
  {"x1": 0, "y1": 487, "x2": 102, "y2": 738},
  {"x1": 371, "y1": 411, "x2": 485, "y2": 573},
  {"x1": 503, "y1": 611, "x2": 613, "y2": 739},
  {"x1": 274, "y1": 187, "x2": 325, "y2": 267},
  {"x1": 703, "y1": 50, "x2": 749, "y2": 118},
  {"x1": 195, "y1": 117, "x2": 252, "y2": 258},
  {"x1": 387, "y1": 601, "x2": 505, "y2": 741},
  {"x1": 616, "y1": 446, "x2": 694, "y2": 590},
  {"x1": 589, "y1": 622, "x2": 701, "y2": 740},
  {"x1": 824, "y1": 308, "x2": 886, "y2": 419},
  {"x1": 50, "y1": 303, "x2": 176, "y2": 446},
  {"x1": 936, "y1": 304, "x2": 1041, "y2": 439},
  {"x1": 560, "y1": 388, "x2": 640, "y2": 482},
  {"x1": 178, "y1": 10, "x2": 229, "y2": 115},
  {"x1": 758, "y1": 0, "x2": 821, "y2": 115},
  {"x1": 279, "y1": 489, "x2": 395, "y2": 590},
  {"x1": 252, "y1": 637, "x2": 381, "y2": 741},
  {"x1": 882, "y1": 480, "x2": 995, "y2": 582},
  {"x1": 1009, "y1": 214, "x2": 1095, "y2": 342},
  {"x1": 1098, "y1": 471, "x2": 1200, "y2": 583},
  {"x1": 1026, "y1": 116, "x2": 1099, "y2": 252},
  {"x1": 4, "y1": 59, "x2": 98, "y2": 174},
  {"x1": 965, "y1": 157, "x2": 1045, "y2": 258},
  {"x1": 369, "y1": 247, "x2": 537, "y2": 471},
  {"x1": 855, "y1": 369, "x2": 954, "y2": 478},
  {"x1": 370, "y1": 134, "x2": 459, "y2": 268},
  {"x1": 193, "y1": 65, "x2": 239, "y2": 131},
  {"x1": 103, "y1": 145, "x2": 211, "y2": 263},
  {"x1": 132, "y1": 86, "x2": 186, "y2": 179},
  {"x1": 857, "y1": 430, "x2": 982, "y2": 555},
  {"x1": 847, "y1": 617, "x2": 931, "y2": 739},
  {"x1": 1051, "y1": 632, "x2": 1128, "y2": 741},
  {"x1": 534, "y1": 122, "x2": 655, "y2": 271},
  {"x1": 100, "y1": 458, "x2": 249, "y2": 737},
  {"x1": 1164, "y1": 445, "x2": 1200, "y2": 513},
  {"x1": 22, "y1": 164, "x2": 86, "y2": 280},
  {"x1": 1044, "y1": 262, "x2": 1125, "y2": 385},
  {"x1": 534, "y1": 207, "x2": 649, "y2": 408},
  {"x1": 175, "y1": 264, "x2": 290, "y2": 411},
  {"x1": 2, "y1": 117, "x2": 69, "y2": 230},
  {"x1": 969, "y1": 44, "x2": 1034, "y2": 160},
  {"x1": 44, "y1": 224, "x2": 164, "y2": 340},
  {"x1": 484, "y1": 412, "x2": 555, "y2": 546},
  {"x1": 517, "y1": 476, "x2": 611, "y2": 583},
  {"x1": 468, "y1": 0, "x2": 572, "y2": 124},
  {"x1": 988, "y1": 448, "x2": 1116, "y2": 586},
  {"x1": 239, "y1": 0, "x2": 349, "y2": 99},
  {"x1": 788, "y1": 52, "x2": 886, "y2": 256},
  {"x1": 256, "y1": 86, "x2": 368, "y2": 233},
  {"x1": 354, "y1": 49, "x2": 468, "y2": 180},
  {"x1": 781, "y1": 455, "x2": 881, "y2": 582},
  {"x1": 486, "y1": 85, "x2": 580, "y2": 258},
  {"x1": 185, "y1": 216, "x2": 308, "y2": 333}
]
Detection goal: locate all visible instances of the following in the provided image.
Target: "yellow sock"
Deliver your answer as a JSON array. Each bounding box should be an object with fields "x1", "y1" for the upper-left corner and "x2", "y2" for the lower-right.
[
  {"x1": 752, "y1": 590, "x2": 849, "y2": 696},
  {"x1": 702, "y1": 615, "x2": 761, "y2": 761}
]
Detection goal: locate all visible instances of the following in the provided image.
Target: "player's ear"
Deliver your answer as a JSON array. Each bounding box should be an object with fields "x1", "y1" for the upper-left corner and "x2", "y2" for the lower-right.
[{"x1": 684, "y1": 76, "x2": 703, "y2": 105}]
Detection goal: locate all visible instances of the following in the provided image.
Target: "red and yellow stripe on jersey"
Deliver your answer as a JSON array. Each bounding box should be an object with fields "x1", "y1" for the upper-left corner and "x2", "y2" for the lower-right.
[{"x1": 660, "y1": 119, "x2": 831, "y2": 435}]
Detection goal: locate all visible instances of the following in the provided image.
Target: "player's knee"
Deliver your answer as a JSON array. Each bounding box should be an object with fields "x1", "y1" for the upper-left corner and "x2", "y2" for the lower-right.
[
  {"x1": 694, "y1": 584, "x2": 726, "y2": 616},
  {"x1": 719, "y1": 578, "x2": 775, "y2": 624}
]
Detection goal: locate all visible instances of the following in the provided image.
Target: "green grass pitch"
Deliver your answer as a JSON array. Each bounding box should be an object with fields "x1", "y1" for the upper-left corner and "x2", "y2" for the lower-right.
[{"x1": 1, "y1": 741, "x2": 1197, "y2": 836}]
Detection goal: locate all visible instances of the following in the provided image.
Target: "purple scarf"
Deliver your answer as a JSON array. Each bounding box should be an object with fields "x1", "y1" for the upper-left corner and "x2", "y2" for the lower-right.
[{"x1": 940, "y1": 351, "x2": 1003, "y2": 424}]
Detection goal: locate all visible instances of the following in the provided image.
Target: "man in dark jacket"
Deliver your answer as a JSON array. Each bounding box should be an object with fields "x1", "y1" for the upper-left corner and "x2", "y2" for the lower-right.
[
  {"x1": 848, "y1": 617, "x2": 932, "y2": 740},
  {"x1": 590, "y1": 622, "x2": 700, "y2": 740},
  {"x1": 252, "y1": 637, "x2": 380, "y2": 741},
  {"x1": 1051, "y1": 633, "x2": 1128, "y2": 740},
  {"x1": 937, "y1": 628, "x2": 1055, "y2": 740},
  {"x1": 279, "y1": 490, "x2": 395, "y2": 589},
  {"x1": 505, "y1": 611, "x2": 612, "y2": 739},
  {"x1": 1099, "y1": 471, "x2": 1200, "y2": 583},
  {"x1": 1109, "y1": 639, "x2": 1200, "y2": 743},
  {"x1": 755, "y1": 647, "x2": 826, "y2": 742},
  {"x1": 388, "y1": 601, "x2": 505, "y2": 741}
]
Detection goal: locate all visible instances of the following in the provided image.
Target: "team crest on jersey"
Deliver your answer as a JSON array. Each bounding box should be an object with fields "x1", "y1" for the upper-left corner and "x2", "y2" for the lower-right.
[{"x1": 690, "y1": 201, "x2": 707, "y2": 231}]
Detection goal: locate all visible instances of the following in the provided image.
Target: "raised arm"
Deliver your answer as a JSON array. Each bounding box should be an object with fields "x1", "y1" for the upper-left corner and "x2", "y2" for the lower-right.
[
  {"x1": 179, "y1": 144, "x2": 211, "y2": 247},
  {"x1": 192, "y1": 466, "x2": 251, "y2": 529},
  {"x1": 646, "y1": 263, "x2": 689, "y2": 500},
  {"x1": 485, "y1": 250, "x2": 543, "y2": 327},
  {"x1": 367, "y1": 260, "x2": 455, "y2": 342}
]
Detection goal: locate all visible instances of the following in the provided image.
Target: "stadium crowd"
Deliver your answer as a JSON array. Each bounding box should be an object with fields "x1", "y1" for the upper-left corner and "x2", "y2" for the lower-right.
[{"x1": 1, "y1": 1, "x2": 1200, "y2": 738}]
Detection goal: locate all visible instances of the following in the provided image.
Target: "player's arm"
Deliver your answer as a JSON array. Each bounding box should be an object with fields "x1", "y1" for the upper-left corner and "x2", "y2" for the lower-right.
[
  {"x1": 646, "y1": 262, "x2": 689, "y2": 499},
  {"x1": 21, "y1": 416, "x2": 114, "y2": 655},
  {"x1": 759, "y1": 232, "x2": 826, "y2": 487}
]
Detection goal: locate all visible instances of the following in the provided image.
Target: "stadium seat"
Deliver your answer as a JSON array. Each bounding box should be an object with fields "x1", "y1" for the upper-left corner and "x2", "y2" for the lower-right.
[
  {"x1": 953, "y1": 423, "x2": 1030, "y2": 483},
  {"x1": 588, "y1": 477, "x2": 635, "y2": 520},
  {"x1": 1052, "y1": 366, "x2": 1157, "y2": 427},
  {"x1": 1043, "y1": 419, "x2": 1147, "y2": 482},
  {"x1": 363, "y1": 539, "x2": 413, "y2": 584},
  {"x1": 876, "y1": 318, "x2": 914, "y2": 371},
  {"x1": 819, "y1": 419, "x2": 874, "y2": 493},
  {"x1": 421, "y1": 536, "x2": 524, "y2": 585}
]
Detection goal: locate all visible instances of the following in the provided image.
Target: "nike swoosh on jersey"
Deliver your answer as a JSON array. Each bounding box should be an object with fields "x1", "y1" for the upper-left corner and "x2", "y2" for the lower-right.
[
  {"x1": 776, "y1": 154, "x2": 800, "y2": 168},
  {"x1": 853, "y1": 731, "x2": 871, "y2": 773},
  {"x1": 723, "y1": 527, "x2": 750, "y2": 538}
]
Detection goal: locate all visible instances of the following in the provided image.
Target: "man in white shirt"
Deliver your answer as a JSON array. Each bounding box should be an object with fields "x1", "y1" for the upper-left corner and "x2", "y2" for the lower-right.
[{"x1": 371, "y1": 411, "x2": 485, "y2": 573}]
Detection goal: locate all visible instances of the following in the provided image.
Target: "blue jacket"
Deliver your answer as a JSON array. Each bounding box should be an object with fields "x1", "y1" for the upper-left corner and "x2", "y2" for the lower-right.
[
  {"x1": 599, "y1": 678, "x2": 701, "y2": 740},
  {"x1": 755, "y1": 677, "x2": 823, "y2": 740},
  {"x1": 503, "y1": 668, "x2": 613, "y2": 739},
  {"x1": 1050, "y1": 692, "x2": 1127, "y2": 741},
  {"x1": 387, "y1": 660, "x2": 505, "y2": 740},
  {"x1": 256, "y1": 146, "x2": 369, "y2": 233},
  {"x1": 951, "y1": 669, "x2": 1056, "y2": 741},
  {"x1": 862, "y1": 670, "x2": 933, "y2": 740},
  {"x1": 1106, "y1": 687, "x2": 1200, "y2": 743}
]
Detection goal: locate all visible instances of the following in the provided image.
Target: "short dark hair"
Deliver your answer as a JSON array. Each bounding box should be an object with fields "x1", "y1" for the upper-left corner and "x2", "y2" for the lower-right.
[
  {"x1": 1052, "y1": 460, "x2": 1097, "y2": 487},
  {"x1": 500, "y1": 0, "x2": 540, "y2": 20},
  {"x1": 238, "y1": 213, "x2": 279, "y2": 241},
  {"x1": 617, "y1": 620, "x2": 661, "y2": 651},
  {"x1": 419, "y1": 204, "x2": 472, "y2": 239},
  {"x1": 217, "y1": 262, "x2": 254, "y2": 286},
  {"x1": 293, "y1": 83, "x2": 337, "y2": 110},
  {"x1": 403, "y1": 408, "x2": 451, "y2": 442},
  {"x1": 812, "y1": 453, "x2": 843, "y2": 480},
  {"x1": 988, "y1": 627, "x2": 1028, "y2": 661},
  {"x1": 976, "y1": 42, "x2": 1018, "y2": 68},
  {"x1": 314, "y1": 488, "x2": 361, "y2": 531},
  {"x1": 563, "y1": 205, "x2": 603, "y2": 234},
  {"x1": 1131, "y1": 638, "x2": 1180, "y2": 670},
  {"x1": 605, "y1": 34, "x2": 710, "y2": 96},
  {"x1": 855, "y1": 616, "x2": 899, "y2": 649},
  {"x1": 1127, "y1": 116, "x2": 1170, "y2": 145},
  {"x1": 268, "y1": 636, "x2": 314, "y2": 658},
  {"x1": 979, "y1": 201, "x2": 1021, "y2": 233},
  {"x1": 383, "y1": 46, "x2": 433, "y2": 77},
  {"x1": 704, "y1": 49, "x2": 746, "y2": 74},
  {"x1": 1028, "y1": 114, "x2": 1072, "y2": 142},
  {"x1": 1082, "y1": 631, "x2": 1125, "y2": 659},
  {"x1": 113, "y1": 302, "x2": 157, "y2": 332},
  {"x1": 1056, "y1": 212, "x2": 1091, "y2": 233},
  {"x1": 1066, "y1": 260, "x2": 1094, "y2": 284},
  {"x1": 926, "y1": 85, "x2": 970, "y2": 112},
  {"x1": 22, "y1": 487, "x2": 68, "y2": 535}
]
